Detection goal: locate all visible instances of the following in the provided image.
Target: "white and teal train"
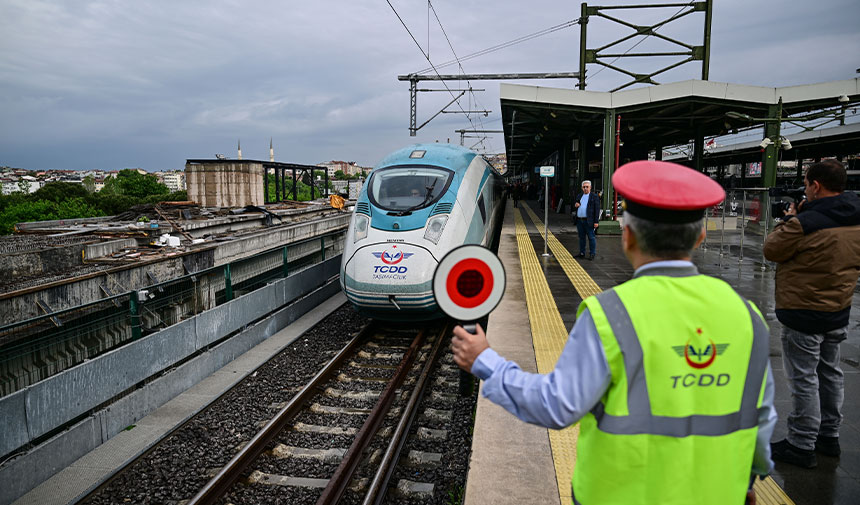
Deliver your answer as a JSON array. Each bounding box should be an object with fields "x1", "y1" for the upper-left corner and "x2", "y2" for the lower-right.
[{"x1": 340, "y1": 143, "x2": 505, "y2": 320}]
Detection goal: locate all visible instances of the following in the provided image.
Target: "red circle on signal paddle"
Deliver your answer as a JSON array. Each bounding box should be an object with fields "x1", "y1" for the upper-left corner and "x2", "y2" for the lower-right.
[{"x1": 445, "y1": 258, "x2": 494, "y2": 308}]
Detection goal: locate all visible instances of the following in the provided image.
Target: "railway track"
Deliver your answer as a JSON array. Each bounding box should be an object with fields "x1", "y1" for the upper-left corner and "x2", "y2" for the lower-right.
[{"x1": 79, "y1": 312, "x2": 470, "y2": 505}]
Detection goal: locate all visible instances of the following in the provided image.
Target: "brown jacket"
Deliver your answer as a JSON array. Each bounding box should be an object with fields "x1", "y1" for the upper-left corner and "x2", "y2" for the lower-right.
[{"x1": 763, "y1": 191, "x2": 860, "y2": 333}]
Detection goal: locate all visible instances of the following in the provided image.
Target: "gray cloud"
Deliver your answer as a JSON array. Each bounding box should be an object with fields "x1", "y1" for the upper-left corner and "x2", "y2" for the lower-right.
[{"x1": 1, "y1": 0, "x2": 858, "y2": 170}]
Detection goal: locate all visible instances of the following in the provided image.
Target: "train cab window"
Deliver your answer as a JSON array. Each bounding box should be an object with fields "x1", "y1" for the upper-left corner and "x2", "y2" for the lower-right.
[{"x1": 367, "y1": 166, "x2": 453, "y2": 212}]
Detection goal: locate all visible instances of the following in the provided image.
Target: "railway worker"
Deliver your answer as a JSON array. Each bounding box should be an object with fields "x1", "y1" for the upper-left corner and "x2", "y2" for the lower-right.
[
  {"x1": 763, "y1": 159, "x2": 860, "y2": 468},
  {"x1": 452, "y1": 160, "x2": 776, "y2": 505}
]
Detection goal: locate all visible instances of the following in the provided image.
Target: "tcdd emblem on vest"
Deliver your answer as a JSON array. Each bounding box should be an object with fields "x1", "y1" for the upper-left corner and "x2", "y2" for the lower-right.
[{"x1": 671, "y1": 328, "x2": 729, "y2": 369}]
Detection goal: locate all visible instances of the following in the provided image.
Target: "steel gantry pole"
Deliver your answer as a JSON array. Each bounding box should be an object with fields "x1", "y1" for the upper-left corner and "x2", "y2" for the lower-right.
[
  {"x1": 702, "y1": 0, "x2": 713, "y2": 80},
  {"x1": 409, "y1": 78, "x2": 418, "y2": 137},
  {"x1": 579, "y1": 3, "x2": 589, "y2": 90}
]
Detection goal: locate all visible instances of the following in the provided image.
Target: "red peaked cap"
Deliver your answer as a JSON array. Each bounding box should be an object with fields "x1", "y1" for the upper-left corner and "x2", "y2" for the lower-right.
[{"x1": 613, "y1": 160, "x2": 725, "y2": 224}]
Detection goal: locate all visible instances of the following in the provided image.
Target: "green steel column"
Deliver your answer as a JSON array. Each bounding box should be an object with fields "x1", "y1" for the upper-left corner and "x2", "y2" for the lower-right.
[
  {"x1": 702, "y1": 0, "x2": 713, "y2": 80},
  {"x1": 602, "y1": 109, "x2": 616, "y2": 217},
  {"x1": 129, "y1": 290, "x2": 141, "y2": 340},
  {"x1": 578, "y1": 135, "x2": 587, "y2": 187},
  {"x1": 224, "y1": 264, "x2": 233, "y2": 301},
  {"x1": 761, "y1": 98, "x2": 783, "y2": 188},
  {"x1": 578, "y1": 3, "x2": 588, "y2": 90},
  {"x1": 282, "y1": 245, "x2": 289, "y2": 278},
  {"x1": 560, "y1": 142, "x2": 570, "y2": 212},
  {"x1": 655, "y1": 145, "x2": 663, "y2": 161},
  {"x1": 693, "y1": 126, "x2": 704, "y2": 172}
]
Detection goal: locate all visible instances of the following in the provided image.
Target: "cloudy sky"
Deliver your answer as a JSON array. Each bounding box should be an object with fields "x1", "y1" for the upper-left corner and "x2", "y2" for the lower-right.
[{"x1": 1, "y1": 0, "x2": 858, "y2": 171}]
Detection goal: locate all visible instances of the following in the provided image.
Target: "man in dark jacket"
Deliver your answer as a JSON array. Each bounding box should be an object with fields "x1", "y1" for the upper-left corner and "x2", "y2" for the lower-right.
[
  {"x1": 574, "y1": 180, "x2": 601, "y2": 259},
  {"x1": 763, "y1": 159, "x2": 860, "y2": 468}
]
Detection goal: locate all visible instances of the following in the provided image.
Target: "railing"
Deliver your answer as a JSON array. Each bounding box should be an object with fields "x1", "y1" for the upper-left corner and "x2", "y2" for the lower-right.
[
  {"x1": 695, "y1": 188, "x2": 785, "y2": 270},
  {"x1": 0, "y1": 231, "x2": 345, "y2": 397}
]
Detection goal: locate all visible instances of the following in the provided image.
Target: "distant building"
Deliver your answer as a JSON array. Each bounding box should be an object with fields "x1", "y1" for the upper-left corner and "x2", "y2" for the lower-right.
[
  {"x1": 485, "y1": 153, "x2": 507, "y2": 174},
  {"x1": 316, "y1": 160, "x2": 372, "y2": 178},
  {"x1": 1, "y1": 176, "x2": 42, "y2": 195},
  {"x1": 155, "y1": 170, "x2": 186, "y2": 192}
]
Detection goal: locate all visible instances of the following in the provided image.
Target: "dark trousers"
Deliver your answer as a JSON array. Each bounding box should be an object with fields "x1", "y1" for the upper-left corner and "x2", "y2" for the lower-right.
[{"x1": 576, "y1": 218, "x2": 596, "y2": 255}]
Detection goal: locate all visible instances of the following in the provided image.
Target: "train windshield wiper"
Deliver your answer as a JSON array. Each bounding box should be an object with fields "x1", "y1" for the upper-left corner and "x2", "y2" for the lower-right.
[{"x1": 393, "y1": 179, "x2": 438, "y2": 216}]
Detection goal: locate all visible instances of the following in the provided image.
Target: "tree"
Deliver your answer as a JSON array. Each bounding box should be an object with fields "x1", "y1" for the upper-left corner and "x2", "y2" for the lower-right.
[
  {"x1": 0, "y1": 197, "x2": 103, "y2": 235},
  {"x1": 82, "y1": 175, "x2": 96, "y2": 193},
  {"x1": 102, "y1": 169, "x2": 168, "y2": 198},
  {"x1": 33, "y1": 181, "x2": 89, "y2": 202},
  {"x1": 334, "y1": 170, "x2": 346, "y2": 179}
]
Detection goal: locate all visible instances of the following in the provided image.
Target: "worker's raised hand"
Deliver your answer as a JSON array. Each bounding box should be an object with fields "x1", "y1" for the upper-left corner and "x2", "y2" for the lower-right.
[{"x1": 451, "y1": 324, "x2": 489, "y2": 373}]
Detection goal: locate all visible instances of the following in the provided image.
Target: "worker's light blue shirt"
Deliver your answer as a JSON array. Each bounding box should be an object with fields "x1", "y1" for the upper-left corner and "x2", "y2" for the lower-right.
[
  {"x1": 577, "y1": 193, "x2": 590, "y2": 218},
  {"x1": 471, "y1": 260, "x2": 777, "y2": 476}
]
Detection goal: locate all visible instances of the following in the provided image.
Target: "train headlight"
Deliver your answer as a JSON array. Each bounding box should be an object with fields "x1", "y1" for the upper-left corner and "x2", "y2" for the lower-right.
[
  {"x1": 354, "y1": 214, "x2": 369, "y2": 242},
  {"x1": 424, "y1": 215, "x2": 448, "y2": 244}
]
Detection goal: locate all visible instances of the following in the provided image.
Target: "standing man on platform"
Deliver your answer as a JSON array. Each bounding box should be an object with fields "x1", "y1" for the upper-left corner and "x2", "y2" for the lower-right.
[
  {"x1": 763, "y1": 159, "x2": 860, "y2": 468},
  {"x1": 452, "y1": 160, "x2": 776, "y2": 505},
  {"x1": 574, "y1": 180, "x2": 601, "y2": 260}
]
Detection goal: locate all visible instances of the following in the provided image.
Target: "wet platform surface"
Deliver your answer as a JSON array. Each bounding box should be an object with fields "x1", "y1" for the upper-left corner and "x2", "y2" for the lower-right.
[{"x1": 467, "y1": 199, "x2": 859, "y2": 505}]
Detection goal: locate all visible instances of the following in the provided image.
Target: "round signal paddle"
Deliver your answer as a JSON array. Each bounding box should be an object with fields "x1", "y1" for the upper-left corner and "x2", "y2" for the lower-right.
[{"x1": 433, "y1": 245, "x2": 505, "y2": 321}]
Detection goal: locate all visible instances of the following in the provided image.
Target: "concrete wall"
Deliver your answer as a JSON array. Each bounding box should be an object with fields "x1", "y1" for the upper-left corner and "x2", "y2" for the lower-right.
[
  {"x1": 0, "y1": 252, "x2": 199, "y2": 328},
  {"x1": 0, "y1": 242, "x2": 92, "y2": 280},
  {"x1": 83, "y1": 239, "x2": 138, "y2": 260},
  {"x1": 186, "y1": 161, "x2": 265, "y2": 207},
  {"x1": 0, "y1": 216, "x2": 348, "y2": 326},
  {"x1": 0, "y1": 271, "x2": 341, "y2": 505},
  {"x1": 0, "y1": 256, "x2": 340, "y2": 466}
]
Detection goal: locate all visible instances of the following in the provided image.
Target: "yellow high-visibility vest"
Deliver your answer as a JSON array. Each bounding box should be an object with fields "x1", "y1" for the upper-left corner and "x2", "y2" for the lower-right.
[{"x1": 573, "y1": 267, "x2": 769, "y2": 505}]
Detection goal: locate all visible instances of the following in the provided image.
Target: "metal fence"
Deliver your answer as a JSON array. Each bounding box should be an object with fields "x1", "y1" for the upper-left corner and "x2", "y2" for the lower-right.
[
  {"x1": 699, "y1": 188, "x2": 777, "y2": 269},
  {"x1": 0, "y1": 231, "x2": 345, "y2": 396}
]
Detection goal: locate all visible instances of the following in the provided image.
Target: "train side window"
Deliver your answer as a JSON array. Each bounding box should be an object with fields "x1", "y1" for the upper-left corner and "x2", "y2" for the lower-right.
[{"x1": 477, "y1": 195, "x2": 486, "y2": 223}]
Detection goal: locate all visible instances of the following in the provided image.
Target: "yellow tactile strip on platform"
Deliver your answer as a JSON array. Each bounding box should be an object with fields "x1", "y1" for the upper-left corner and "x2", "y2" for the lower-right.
[
  {"x1": 754, "y1": 476, "x2": 796, "y2": 505},
  {"x1": 518, "y1": 204, "x2": 794, "y2": 505},
  {"x1": 521, "y1": 204, "x2": 601, "y2": 299},
  {"x1": 513, "y1": 208, "x2": 579, "y2": 505}
]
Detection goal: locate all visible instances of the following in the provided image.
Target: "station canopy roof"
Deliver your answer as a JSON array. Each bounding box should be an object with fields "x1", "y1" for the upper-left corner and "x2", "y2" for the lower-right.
[{"x1": 500, "y1": 78, "x2": 860, "y2": 171}]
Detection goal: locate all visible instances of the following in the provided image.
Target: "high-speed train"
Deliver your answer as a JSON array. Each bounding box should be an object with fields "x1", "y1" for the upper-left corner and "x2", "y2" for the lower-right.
[{"x1": 340, "y1": 143, "x2": 505, "y2": 320}]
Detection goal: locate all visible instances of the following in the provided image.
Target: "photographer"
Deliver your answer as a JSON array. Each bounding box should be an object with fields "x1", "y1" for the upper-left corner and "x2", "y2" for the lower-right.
[{"x1": 763, "y1": 159, "x2": 860, "y2": 468}]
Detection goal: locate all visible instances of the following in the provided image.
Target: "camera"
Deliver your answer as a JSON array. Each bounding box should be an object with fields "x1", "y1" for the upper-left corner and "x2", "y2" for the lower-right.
[{"x1": 768, "y1": 186, "x2": 805, "y2": 219}]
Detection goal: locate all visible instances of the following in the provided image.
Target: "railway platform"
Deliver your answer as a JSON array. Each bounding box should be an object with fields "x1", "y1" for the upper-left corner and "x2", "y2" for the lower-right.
[{"x1": 466, "y1": 199, "x2": 860, "y2": 505}]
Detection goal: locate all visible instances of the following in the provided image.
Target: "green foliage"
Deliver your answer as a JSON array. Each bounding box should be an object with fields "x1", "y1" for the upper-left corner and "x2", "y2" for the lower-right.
[
  {"x1": 265, "y1": 174, "x2": 333, "y2": 202},
  {"x1": 143, "y1": 190, "x2": 187, "y2": 205},
  {"x1": 333, "y1": 170, "x2": 346, "y2": 179},
  {"x1": 33, "y1": 182, "x2": 89, "y2": 202},
  {"x1": 96, "y1": 194, "x2": 139, "y2": 215},
  {"x1": 82, "y1": 175, "x2": 96, "y2": 193},
  {"x1": 446, "y1": 485, "x2": 465, "y2": 505},
  {"x1": 0, "y1": 172, "x2": 184, "y2": 236},
  {"x1": 102, "y1": 169, "x2": 168, "y2": 199},
  {"x1": 0, "y1": 197, "x2": 104, "y2": 235}
]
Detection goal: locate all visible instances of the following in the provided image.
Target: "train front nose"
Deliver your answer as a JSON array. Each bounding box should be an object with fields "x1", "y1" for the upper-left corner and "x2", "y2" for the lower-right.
[{"x1": 342, "y1": 244, "x2": 439, "y2": 319}]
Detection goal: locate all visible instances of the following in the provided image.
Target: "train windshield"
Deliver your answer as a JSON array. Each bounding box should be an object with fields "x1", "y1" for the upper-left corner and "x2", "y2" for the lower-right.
[{"x1": 367, "y1": 166, "x2": 453, "y2": 212}]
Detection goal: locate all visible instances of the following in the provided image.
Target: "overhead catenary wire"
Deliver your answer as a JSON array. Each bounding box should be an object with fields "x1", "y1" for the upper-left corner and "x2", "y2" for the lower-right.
[
  {"x1": 413, "y1": 17, "x2": 582, "y2": 76},
  {"x1": 427, "y1": 0, "x2": 494, "y2": 153},
  {"x1": 386, "y1": 0, "x2": 481, "y2": 143}
]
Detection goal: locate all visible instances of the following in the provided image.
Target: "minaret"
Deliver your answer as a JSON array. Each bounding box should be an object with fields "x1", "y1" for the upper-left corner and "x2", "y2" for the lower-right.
[
  {"x1": 269, "y1": 138, "x2": 274, "y2": 162},
  {"x1": 237, "y1": 139, "x2": 242, "y2": 160}
]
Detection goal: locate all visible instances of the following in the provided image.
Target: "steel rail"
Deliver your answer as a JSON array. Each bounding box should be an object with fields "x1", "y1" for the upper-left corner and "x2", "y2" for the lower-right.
[
  {"x1": 315, "y1": 328, "x2": 429, "y2": 505},
  {"x1": 362, "y1": 324, "x2": 450, "y2": 505},
  {"x1": 186, "y1": 322, "x2": 375, "y2": 505}
]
